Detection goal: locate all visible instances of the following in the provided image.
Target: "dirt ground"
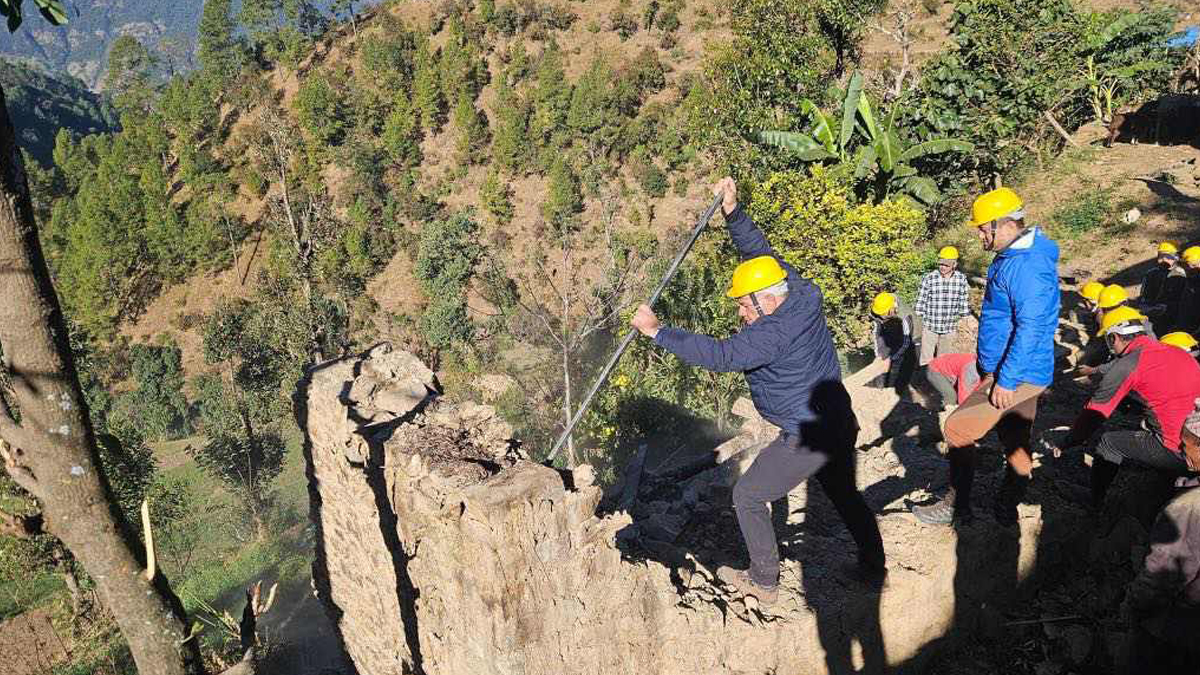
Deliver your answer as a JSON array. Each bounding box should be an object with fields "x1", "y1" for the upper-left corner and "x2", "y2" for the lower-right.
[{"x1": 0, "y1": 607, "x2": 69, "y2": 675}]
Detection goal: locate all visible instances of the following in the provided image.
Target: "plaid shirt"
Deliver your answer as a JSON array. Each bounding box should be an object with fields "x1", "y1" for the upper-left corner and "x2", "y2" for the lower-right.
[{"x1": 915, "y1": 269, "x2": 969, "y2": 335}]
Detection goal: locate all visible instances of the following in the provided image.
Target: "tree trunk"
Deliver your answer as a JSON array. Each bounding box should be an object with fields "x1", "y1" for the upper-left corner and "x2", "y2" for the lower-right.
[
  {"x1": 0, "y1": 83, "x2": 205, "y2": 675},
  {"x1": 561, "y1": 342, "x2": 576, "y2": 467}
]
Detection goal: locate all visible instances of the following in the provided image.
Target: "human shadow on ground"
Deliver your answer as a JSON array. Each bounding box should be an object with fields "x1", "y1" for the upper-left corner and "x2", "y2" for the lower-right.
[{"x1": 614, "y1": 381, "x2": 913, "y2": 675}]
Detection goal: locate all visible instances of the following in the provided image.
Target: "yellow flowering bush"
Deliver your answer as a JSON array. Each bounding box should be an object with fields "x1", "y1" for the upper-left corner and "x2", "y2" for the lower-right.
[{"x1": 748, "y1": 166, "x2": 927, "y2": 348}]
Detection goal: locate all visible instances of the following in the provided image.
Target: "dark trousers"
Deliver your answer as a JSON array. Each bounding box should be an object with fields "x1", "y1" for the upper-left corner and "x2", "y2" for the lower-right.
[
  {"x1": 1092, "y1": 430, "x2": 1191, "y2": 506},
  {"x1": 927, "y1": 369, "x2": 958, "y2": 408},
  {"x1": 732, "y1": 409, "x2": 884, "y2": 587}
]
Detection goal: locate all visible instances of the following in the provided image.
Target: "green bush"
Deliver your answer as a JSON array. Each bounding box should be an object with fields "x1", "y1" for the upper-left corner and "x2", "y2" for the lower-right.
[
  {"x1": 610, "y1": 7, "x2": 639, "y2": 39},
  {"x1": 1048, "y1": 187, "x2": 1113, "y2": 239},
  {"x1": 542, "y1": 157, "x2": 583, "y2": 232},
  {"x1": 748, "y1": 166, "x2": 927, "y2": 347},
  {"x1": 122, "y1": 342, "x2": 190, "y2": 440},
  {"x1": 414, "y1": 211, "x2": 483, "y2": 349},
  {"x1": 481, "y1": 170, "x2": 515, "y2": 224}
]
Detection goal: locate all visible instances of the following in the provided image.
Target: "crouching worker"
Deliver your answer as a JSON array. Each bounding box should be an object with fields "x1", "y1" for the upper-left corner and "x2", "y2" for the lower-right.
[
  {"x1": 1045, "y1": 308, "x2": 1200, "y2": 510},
  {"x1": 1122, "y1": 408, "x2": 1200, "y2": 674},
  {"x1": 870, "y1": 291, "x2": 918, "y2": 393},
  {"x1": 631, "y1": 177, "x2": 885, "y2": 604},
  {"x1": 926, "y1": 352, "x2": 981, "y2": 410}
]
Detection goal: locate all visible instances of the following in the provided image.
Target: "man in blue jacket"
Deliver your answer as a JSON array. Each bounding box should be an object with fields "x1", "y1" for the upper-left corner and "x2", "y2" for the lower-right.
[
  {"x1": 912, "y1": 187, "x2": 1061, "y2": 526},
  {"x1": 631, "y1": 177, "x2": 885, "y2": 604}
]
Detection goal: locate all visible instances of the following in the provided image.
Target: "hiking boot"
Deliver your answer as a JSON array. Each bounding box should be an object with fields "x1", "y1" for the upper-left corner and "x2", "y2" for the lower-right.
[
  {"x1": 993, "y1": 471, "x2": 1031, "y2": 528},
  {"x1": 716, "y1": 566, "x2": 779, "y2": 607},
  {"x1": 911, "y1": 489, "x2": 974, "y2": 526}
]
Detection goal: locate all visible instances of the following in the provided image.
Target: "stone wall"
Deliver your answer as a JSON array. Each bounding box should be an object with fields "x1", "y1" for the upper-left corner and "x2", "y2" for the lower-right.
[{"x1": 301, "y1": 345, "x2": 1088, "y2": 675}]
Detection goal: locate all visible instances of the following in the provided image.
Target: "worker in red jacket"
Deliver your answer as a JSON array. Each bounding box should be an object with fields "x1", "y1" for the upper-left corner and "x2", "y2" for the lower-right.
[
  {"x1": 926, "y1": 352, "x2": 981, "y2": 409},
  {"x1": 1045, "y1": 307, "x2": 1200, "y2": 509}
]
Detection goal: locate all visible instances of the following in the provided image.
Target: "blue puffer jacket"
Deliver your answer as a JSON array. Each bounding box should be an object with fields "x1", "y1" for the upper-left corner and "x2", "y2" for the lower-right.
[
  {"x1": 653, "y1": 206, "x2": 843, "y2": 434},
  {"x1": 978, "y1": 227, "x2": 1061, "y2": 390}
]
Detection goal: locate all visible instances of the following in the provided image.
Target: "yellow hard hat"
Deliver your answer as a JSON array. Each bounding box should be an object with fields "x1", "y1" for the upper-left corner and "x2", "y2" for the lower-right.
[
  {"x1": 968, "y1": 187, "x2": 1024, "y2": 227},
  {"x1": 1159, "y1": 242, "x2": 1179, "y2": 255},
  {"x1": 1184, "y1": 246, "x2": 1200, "y2": 264},
  {"x1": 1161, "y1": 332, "x2": 1199, "y2": 350},
  {"x1": 1098, "y1": 306, "x2": 1147, "y2": 337},
  {"x1": 1097, "y1": 284, "x2": 1129, "y2": 310},
  {"x1": 938, "y1": 246, "x2": 960, "y2": 261},
  {"x1": 871, "y1": 292, "x2": 897, "y2": 317},
  {"x1": 727, "y1": 255, "x2": 787, "y2": 298},
  {"x1": 1080, "y1": 281, "x2": 1105, "y2": 302}
]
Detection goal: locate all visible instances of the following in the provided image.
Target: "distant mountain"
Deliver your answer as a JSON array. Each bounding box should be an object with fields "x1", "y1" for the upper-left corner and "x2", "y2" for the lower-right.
[
  {"x1": 0, "y1": 60, "x2": 118, "y2": 166},
  {"x1": 0, "y1": 1, "x2": 205, "y2": 89},
  {"x1": 0, "y1": 1, "x2": 387, "y2": 90}
]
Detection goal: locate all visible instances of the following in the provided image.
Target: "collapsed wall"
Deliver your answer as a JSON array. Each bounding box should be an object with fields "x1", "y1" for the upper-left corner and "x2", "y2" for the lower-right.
[{"x1": 300, "y1": 344, "x2": 1088, "y2": 675}]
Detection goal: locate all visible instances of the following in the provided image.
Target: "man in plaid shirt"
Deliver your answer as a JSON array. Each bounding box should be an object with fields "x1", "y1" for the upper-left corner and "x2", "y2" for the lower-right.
[{"x1": 915, "y1": 246, "x2": 970, "y2": 366}]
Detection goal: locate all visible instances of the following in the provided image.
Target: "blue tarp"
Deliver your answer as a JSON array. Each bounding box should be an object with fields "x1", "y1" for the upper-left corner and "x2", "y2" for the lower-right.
[{"x1": 1168, "y1": 26, "x2": 1199, "y2": 48}]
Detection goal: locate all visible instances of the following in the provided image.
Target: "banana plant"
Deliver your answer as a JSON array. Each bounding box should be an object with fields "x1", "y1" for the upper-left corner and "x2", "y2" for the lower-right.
[{"x1": 760, "y1": 72, "x2": 973, "y2": 205}]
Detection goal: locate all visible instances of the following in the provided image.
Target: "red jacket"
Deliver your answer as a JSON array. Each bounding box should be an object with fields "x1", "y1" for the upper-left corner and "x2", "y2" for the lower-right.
[
  {"x1": 927, "y1": 352, "x2": 980, "y2": 405},
  {"x1": 1083, "y1": 335, "x2": 1200, "y2": 453}
]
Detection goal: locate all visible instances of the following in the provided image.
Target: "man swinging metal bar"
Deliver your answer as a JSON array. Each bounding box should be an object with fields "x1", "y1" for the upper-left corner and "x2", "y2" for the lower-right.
[{"x1": 630, "y1": 177, "x2": 885, "y2": 605}]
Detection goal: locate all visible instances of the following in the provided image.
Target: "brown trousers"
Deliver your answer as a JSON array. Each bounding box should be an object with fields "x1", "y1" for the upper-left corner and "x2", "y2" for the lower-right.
[{"x1": 944, "y1": 379, "x2": 1045, "y2": 476}]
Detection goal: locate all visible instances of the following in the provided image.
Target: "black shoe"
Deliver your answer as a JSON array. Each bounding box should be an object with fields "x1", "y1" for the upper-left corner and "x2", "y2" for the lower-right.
[
  {"x1": 912, "y1": 490, "x2": 974, "y2": 526},
  {"x1": 993, "y1": 471, "x2": 1031, "y2": 527}
]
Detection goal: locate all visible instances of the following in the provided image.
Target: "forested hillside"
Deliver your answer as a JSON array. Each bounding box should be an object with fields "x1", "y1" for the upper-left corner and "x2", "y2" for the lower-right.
[
  {"x1": 25, "y1": 0, "x2": 1193, "y2": 472},
  {"x1": 0, "y1": 0, "x2": 386, "y2": 88},
  {"x1": 0, "y1": 59, "x2": 116, "y2": 164},
  {"x1": 0, "y1": 1, "x2": 205, "y2": 87},
  {"x1": 1, "y1": 0, "x2": 1197, "y2": 671}
]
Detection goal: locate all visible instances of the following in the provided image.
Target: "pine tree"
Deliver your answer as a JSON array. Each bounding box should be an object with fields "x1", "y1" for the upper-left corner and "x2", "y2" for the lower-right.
[
  {"x1": 481, "y1": 169, "x2": 514, "y2": 224},
  {"x1": 452, "y1": 92, "x2": 489, "y2": 164},
  {"x1": 412, "y1": 38, "x2": 444, "y2": 131},
  {"x1": 104, "y1": 36, "x2": 157, "y2": 117},
  {"x1": 567, "y1": 55, "x2": 612, "y2": 134},
  {"x1": 528, "y1": 41, "x2": 570, "y2": 149},
  {"x1": 542, "y1": 157, "x2": 582, "y2": 233},
  {"x1": 439, "y1": 14, "x2": 484, "y2": 101},
  {"x1": 382, "y1": 95, "x2": 422, "y2": 168},
  {"x1": 238, "y1": 0, "x2": 282, "y2": 61},
  {"x1": 197, "y1": 0, "x2": 245, "y2": 84},
  {"x1": 491, "y1": 81, "x2": 529, "y2": 174}
]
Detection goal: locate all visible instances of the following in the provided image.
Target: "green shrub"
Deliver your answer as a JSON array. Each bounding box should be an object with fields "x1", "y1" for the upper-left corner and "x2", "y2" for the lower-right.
[
  {"x1": 748, "y1": 166, "x2": 927, "y2": 347},
  {"x1": 122, "y1": 342, "x2": 190, "y2": 440},
  {"x1": 609, "y1": 7, "x2": 639, "y2": 39},
  {"x1": 414, "y1": 211, "x2": 483, "y2": 349},
  {"x1": 1048, "y1": 187, "x2": 1113, "y2": 239},
  {"x1": 481, "y1": 170, "x2": 515, "y2": 224}
]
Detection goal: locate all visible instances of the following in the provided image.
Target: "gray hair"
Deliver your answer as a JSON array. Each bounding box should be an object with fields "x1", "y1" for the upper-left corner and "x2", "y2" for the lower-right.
[
  {"x1": 760, "y1": 280, "x2": 789, "y2": 298},
  {"x1": 1001, "y1": 208, "x2": 1026, "y2": 223}
]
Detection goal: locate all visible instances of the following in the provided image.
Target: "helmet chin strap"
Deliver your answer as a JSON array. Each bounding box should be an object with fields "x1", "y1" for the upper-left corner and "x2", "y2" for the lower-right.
[{"x1": 749, "y1": 292, "x2": 766, "y2": 318}]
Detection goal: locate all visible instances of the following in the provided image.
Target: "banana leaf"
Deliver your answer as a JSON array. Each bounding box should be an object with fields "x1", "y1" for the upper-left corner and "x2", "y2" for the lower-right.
[
  {"x1": 34, "y1": 0, "x2": 67, "y2": 24},
  {"x1": 874, "y1": 130, "x2": 902, "y2": 174},
  {"x1": 801, "y1": 99, "x2": 837, "y2": 155},
  {"x1": 897, "y1": 176, "x2": 941, "y2": 205},
  {"x1": 857, "y1": 91, "x2": 880, "y2": 143},
  {"x1": 840, "y1": 72, "x2": 864, "y2": 160},
  {"x1": 758, "y1": 130, "x2": 835, "y2": 162},
  {"x1": 1084, "y1": 13, "x2": 1143, "y2": 52},
  {"x1": 853, "y1": 145, "x2": 878, "y2": 180},
  {"x1": 897, "y1": 139, "x2": 974, "y2": 163}
]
